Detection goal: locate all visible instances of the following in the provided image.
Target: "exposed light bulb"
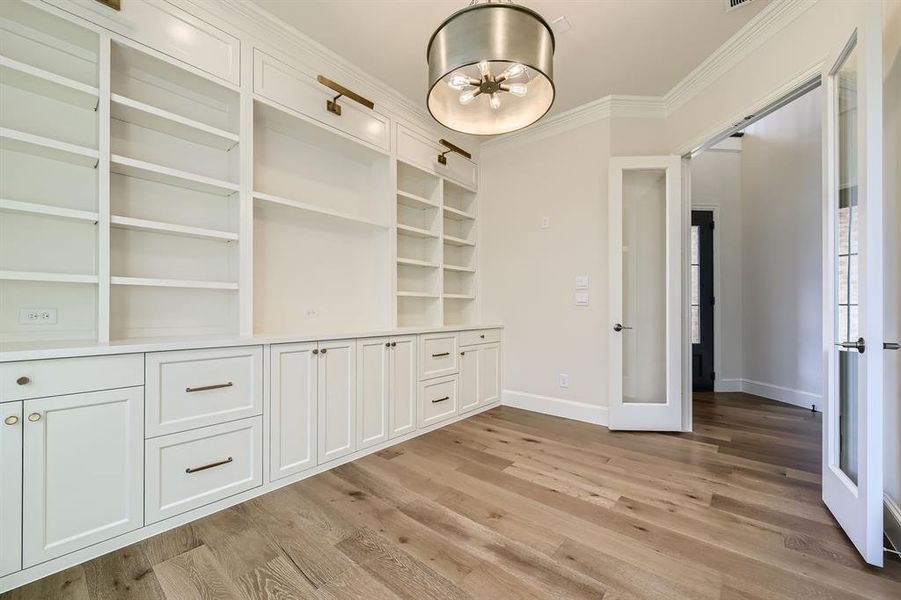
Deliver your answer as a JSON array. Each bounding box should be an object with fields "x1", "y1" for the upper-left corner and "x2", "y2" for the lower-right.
[
  {"x1": 478, "y1": 61, "x2": 491, "y2": 78},
  {"x1": 489, "y1": 93, "x2": 501, "y2": 110},
  {"x1": 500, "y1": 63, "x2": 525, "y2": 80},
  {"x1": 507, "y1": 83, "x2": 528, "y2": 97},
  {"x1": 448, "y1": 73, "x2": 472, "y2": 90},
  {"x1": 459, "y1": 89, "x2": 478, "y2": 105}
]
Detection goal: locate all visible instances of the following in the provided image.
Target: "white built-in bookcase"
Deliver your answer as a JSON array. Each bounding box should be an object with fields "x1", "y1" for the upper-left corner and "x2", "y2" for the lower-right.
[{"x1": 0, "y1": 0, "x2": 479, "y2": 348}]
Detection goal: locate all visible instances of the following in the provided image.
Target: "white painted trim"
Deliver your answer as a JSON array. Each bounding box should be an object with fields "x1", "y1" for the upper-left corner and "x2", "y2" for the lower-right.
[
  {"x1": 663, "y1": 0, "x2": 817, "y2": 114},
  {"x1": 741, "y1": 378, "x2": 821, "y2": 411},
  {"x1": 0, "y1": 400, "x2": 501, "y2": 593},
  {"x1": 885, "y1": 494, "x2": 901, "y2": 552},
  {"x1": 714, "y1": 378, "x2": 743, "y2": 393},
  {"x1": 502, "y1": 389, "x2": 609, "y2": 427}
]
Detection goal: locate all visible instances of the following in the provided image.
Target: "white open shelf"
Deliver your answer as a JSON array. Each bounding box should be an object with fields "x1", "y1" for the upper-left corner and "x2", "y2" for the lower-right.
[
  {"x1": 444, "y1": 264, "x2": 475, "y2": 273},
  {"x1": 254, "y1": 191, "x2": 389, "y2": 229},
  {"x1": 110, "y1": 276, "x2": 238, "y2": 290},
  {"x1": 397, "y1": 291, "x2": 439, "y2": 298},
  {"x1": 110, "y1": 94, "x2": 239, "y2": 151},
  {"x1": 398, "y1": 224, "x2": 439, "y2": 239},
  {"x1": 110, "y1": 154, "x2": 239, "y2": 196},
  {"x1": 397, "y1": 190, "x2": 439, "y2": 210},
  {"x1": 0, "y1": 270, "x2": 98, "y2": 284},
  {"x1": 443, "y1": 205, "x2": 475, "y2": 220},
  {"x1": 397, "y1": 257, "x2": 439, "y2": 268},
  {"x1": 1, "y1": 127, "x2": 98, "y2": 167},
  {"x1": 443, "y1": 234, "x2": 475, "y2": 247},
  {"x1": 0, "y1": 55, "x2": 99, "y2": 109},
  {"x1": 444, "y1": 293, "x2": 475, "y2": 300},
  {"x1": 0, "y1": 199, "x2": 98, "y2": 223},
  {"x1": 110, "y1": 215, "x2": 238, "y2": 242}
]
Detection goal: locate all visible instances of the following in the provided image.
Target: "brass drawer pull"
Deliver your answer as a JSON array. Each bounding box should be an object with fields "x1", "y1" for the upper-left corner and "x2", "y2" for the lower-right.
[
  {"x1": 27, "y1": 413, "x2": 41, "y2": 422},
  {"x1": 432, "y1": 396, "x2": 450, "y2": 404},
  {"x1": 186, "y1": 456, "x2": 233, "y2": 474},
  {"x1": 16, "y1": 376, "x2": 30, "y2": 385},
  {"x1": 186, "y1": 382, "x2": 233, "y2": 393},
  {"x1": 317, "y1": 75, "x2": 374, "y2": 115},
  {"x1": 431, "y1": 352, "x2": 450, "y2": 358},
  {"x1": 4, "y1": 416, "x2": 19, "y2": 426}
]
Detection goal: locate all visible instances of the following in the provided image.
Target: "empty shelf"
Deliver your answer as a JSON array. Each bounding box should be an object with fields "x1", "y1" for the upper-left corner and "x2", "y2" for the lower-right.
[
  {"x1": 444, "y1": 293, "x2": 475, "y2": 300},
  {"x1": 0, "y1": 56, "x2": 99, "y2": 109},
  {"x1": 110, "y1": 216, "x2": 238, "y2": 241},
  {"x1": 443, "y1": 234, "x2": 475, "y2": 247},
  {"x1": 443, "y1": 264, "x2": 476, "y2": 273},
  {"x1": 397, "y1": 257, "x2": 439, "y2": 268},
  {"x1": 253, "y1": 191, "x2": 389, "y2": 228},
  {"x1": 1, "y1": 128, "x2": 98, "y2": 167},
  {"x1": 111, "y1": 94, "x2": 239, "y2": 150},
  {"x1": 443, "y1": 205, "x2": 475, "y2": 220},
  {"x1": 110, "y1": 276, "x2": 238, "y2": 290},
  {"x1": 397, "y1": 224, "x2": 439, "y2": 239},
  {"x1": 0, "y1": 199, "x2": 98, "y2": 223},
  {"x1": 397, "y1": 190, "x2": 439, "y2": 210},
  {"x1": 396, "y1": 291, "x2": 439, "y2": 298},
  {"x1": 0, "y1": 271, "x2": 98, "y2": 284},
  {"x1": 110, "y1": 155, "x2": 239, "y2": 196}
]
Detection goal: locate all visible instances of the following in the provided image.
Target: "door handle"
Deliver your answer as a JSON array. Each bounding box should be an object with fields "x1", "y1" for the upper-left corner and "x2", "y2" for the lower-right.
[
  {"x1": 613, "y1": 323, "x2": 633, "y2": 332},
  {"x1": 885, "y1": 342, "x2": 900, "y2": 350},
  {"x1": 835, "y1": 337, "x2": 866, "y2": 353}
]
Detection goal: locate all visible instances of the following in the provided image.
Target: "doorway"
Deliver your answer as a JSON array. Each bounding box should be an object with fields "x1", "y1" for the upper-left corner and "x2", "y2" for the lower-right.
[{"x1": 691, "y1": 210, "x2": 714, "y2": 391}]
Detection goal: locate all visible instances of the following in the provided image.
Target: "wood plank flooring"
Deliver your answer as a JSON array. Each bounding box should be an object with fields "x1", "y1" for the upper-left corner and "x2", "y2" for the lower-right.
[{"x1": 6, "y1": 392, "x2": 901, "y2": 599}]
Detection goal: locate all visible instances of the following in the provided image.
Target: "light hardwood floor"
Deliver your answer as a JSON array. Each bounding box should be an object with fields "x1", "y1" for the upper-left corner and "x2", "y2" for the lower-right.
[{"x1": 5, "y1": 393, "x2": 901, "y2": 599}]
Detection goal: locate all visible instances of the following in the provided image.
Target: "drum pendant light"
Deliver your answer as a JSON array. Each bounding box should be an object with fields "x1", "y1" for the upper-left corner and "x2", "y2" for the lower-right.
[{"x1": 427, "y1": 0, "x2": 555, "y2": 136}]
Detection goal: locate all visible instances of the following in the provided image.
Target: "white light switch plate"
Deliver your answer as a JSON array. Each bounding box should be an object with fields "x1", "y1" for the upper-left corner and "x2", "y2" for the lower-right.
[
  {"x1": 540, "y1": 216, "x2": 550, "y2": 229},
  {"x1": 575, "y1": 276, "x2": 590, "y2": 290},
  {"x1": 575, "y1": 291, "x2": 589, "y2": 306}
]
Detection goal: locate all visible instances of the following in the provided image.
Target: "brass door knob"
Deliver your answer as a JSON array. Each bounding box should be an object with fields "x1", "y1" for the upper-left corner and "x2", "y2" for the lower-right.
[
  {"x1": 27, "y1": 413, "x2": 41, "y2": 422},
  {"x1": 4, "y1": 416, "x2": 18, "y2": 426},
  {"x1": 16, "y1": 376, "x2": 30, "y2": 385}
]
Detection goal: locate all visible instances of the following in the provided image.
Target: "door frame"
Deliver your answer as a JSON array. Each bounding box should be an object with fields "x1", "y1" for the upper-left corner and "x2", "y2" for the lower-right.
[{"x1": 608, "y1": 155, "x2": 685, "y2": 431}]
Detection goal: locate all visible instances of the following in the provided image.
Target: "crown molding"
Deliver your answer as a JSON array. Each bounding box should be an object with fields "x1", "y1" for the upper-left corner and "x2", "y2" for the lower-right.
[
  {"x1": 663, "y1": 0, "x2": 817, "y2": 115},
  {"x1": 480, "y1": 94, "x2": 666, "y2": 155}
]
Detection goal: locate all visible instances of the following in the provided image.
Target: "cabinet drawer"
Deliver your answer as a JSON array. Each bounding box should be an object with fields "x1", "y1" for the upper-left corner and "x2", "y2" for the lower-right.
[
  {"x1": 146, "y1": 347, "x2": 262, "y2": 437},
  {"x1": 145, "y1": 417, "x2": 262, "y2": 524},
  {"x1": 397, "y1": 125, "x2": 477, "y2": 189},
  {"x1": 254, "y1": 50, "x2": 389, "y2": 151},
  {"x1": 0, "y1": 354, "x2": 143, "y2": 402},
  {"x1": 459, "y1": 328, "x2": 501, "y2": 347},
  {"x1": 420, "y1": 333, "x2": 458, "y2": 380},
  {"x1": 419, "y1": 375, "x2": 458, "y2": 428}
]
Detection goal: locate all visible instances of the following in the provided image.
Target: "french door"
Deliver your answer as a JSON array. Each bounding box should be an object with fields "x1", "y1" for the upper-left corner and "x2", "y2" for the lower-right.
[
  {"x1": 608, "y1": 156, "x2": 685, "y2": 430},
  {"x1": 821, "y1": 2, "x2": 884, "y2": 567}
]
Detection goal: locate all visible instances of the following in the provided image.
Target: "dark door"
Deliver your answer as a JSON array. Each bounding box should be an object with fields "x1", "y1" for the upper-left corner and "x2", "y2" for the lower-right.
[{"x1": 691, "y1": 211, "x2": 715, "y2": 391}]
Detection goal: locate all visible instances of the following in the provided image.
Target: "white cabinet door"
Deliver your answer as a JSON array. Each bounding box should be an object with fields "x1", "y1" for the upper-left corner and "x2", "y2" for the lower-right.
[
  {"x1": 318, "y1": 340, "x2": 357, "y2": 463},
  {"x1": 458, "y1": 348, "x2": 479, "y2": 415},
  {"x1": 0, "y1": 402, "x2": 22, "y2": 577},
  {"x1": 390, "y1": 336, "x2": 417, "y2": 439},
  {"x1": 477, "y1": 343, "x2": 501, "y2": 406},
  {"x1": 270, "y1": 343, "x2": 318, "y2": 482},
  {"x1": 357, "y1": 338, "x2": 390, "y2": 450},
  {"x1": 23, "y1": 388, "x2": 143, "y2": 567}
]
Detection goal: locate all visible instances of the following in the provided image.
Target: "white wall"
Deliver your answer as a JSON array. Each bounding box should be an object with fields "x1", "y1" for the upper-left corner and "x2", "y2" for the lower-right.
[
  {"x1": 481, "y1": 119, "x2": 612, "y2": 423},
  {"x1": 740, "y1": 88, "x2": 823, "y2": 405},
  {"x1": 690, "y1": 146, "x2": 743, "y2": 390}
]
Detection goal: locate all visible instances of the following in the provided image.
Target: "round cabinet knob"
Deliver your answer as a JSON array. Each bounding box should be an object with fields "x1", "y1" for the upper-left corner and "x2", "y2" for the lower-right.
[
  {"x1": 480, "y1": 334, "x2": 485, "y2": 339},
  {"x1": 16, "y1": 376, "x2": 30, "y2": 386},
  {"x1": 321, "y1": 348, "x2": 327, "y2": 354},
  {"x1": 385, "y1": 342, "x2": 391, "y2": 347},
  {"x1": 27, "y1": 413, "x2": 41, "y2": 422},
  {"x1": 4, "y1": 416, "x2": 19, "y2": 426},
  {"x1": 391, "y1": 342, "x2": 396, "y2": 347}
]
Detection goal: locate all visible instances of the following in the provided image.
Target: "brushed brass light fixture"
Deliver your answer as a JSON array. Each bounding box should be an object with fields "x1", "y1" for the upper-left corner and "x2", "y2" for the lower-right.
[{"x1": 427, "y1": 0, "x2": 555, "y2": 136}]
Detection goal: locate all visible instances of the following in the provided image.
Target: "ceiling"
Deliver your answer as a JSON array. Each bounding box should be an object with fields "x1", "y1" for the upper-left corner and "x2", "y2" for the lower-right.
[{"x1": 248, "y1": 0, "x2": 770, "y2": 118}]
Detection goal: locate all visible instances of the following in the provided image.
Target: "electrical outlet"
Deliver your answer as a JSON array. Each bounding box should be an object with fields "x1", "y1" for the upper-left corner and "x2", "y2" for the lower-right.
[
  {"x1": 304, "y1": 308, "x2": 319, "y2": 319},
  {"x1": 559, "y1": 373, "x2": 570, "y2": 389},
  {"x1": 19, "y1": 308, "x2": 57, "y2": 325}
]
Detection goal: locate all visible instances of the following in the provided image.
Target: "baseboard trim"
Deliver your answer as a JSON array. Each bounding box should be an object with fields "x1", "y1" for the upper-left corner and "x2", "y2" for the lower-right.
[
  {"x1": 740, "y1": 378, "x2": 821, "y2": 411},
  {"x1": 885, "y1": 495, "x2": 901, "y2": 552},
  {"x1": 714, "y1": 378, "x2": 743, "y2": 393},
  {"x1": 502, "y1": 389, "x2": 609, "y2": 426}
]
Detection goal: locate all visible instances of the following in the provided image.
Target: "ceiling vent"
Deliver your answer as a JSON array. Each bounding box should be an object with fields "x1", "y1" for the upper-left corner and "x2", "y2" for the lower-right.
[{"x1": 725, "y1": 0, "x2": 755, "y2": 11}]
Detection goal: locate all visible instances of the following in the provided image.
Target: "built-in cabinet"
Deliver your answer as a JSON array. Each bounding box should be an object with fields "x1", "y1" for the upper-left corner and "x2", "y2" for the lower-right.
[
  {"x1": 317, "y1": 339, "x2": 357, "y2": 463},
  {"x1": 22, "y1": 387, "x2": 143, "y2": 566},
  {"x1": 269, "y1": 342, "x2": 318, "y2": 481},
  {"x1": 357, "y1": 335, "x2": 418, "y2": 448}
]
